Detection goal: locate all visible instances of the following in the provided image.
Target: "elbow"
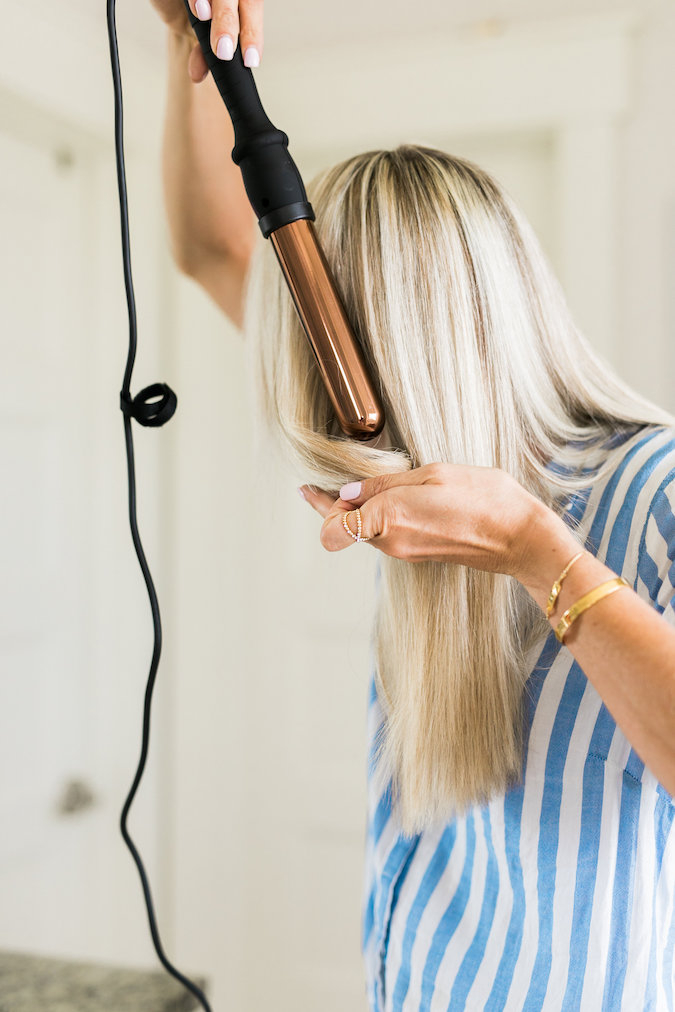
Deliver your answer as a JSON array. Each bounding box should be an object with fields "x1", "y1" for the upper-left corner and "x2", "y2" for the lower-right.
[
  {"x1": 167, "y1": 241, "x2": 251, "y2": 331},
  {"x1": 168, "y1": 236, "x2": 204, "y2": 281}
]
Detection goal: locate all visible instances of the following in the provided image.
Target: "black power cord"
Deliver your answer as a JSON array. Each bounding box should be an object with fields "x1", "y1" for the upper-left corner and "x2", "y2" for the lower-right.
[{"x1": 106, "y1": 3, "x2": 212, "y2": 1009}]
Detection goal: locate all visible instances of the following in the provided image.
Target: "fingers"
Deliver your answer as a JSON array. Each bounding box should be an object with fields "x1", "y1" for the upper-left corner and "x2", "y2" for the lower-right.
[
  {"x1": 191, "y1": 0, "x2": 212, "y2": 19},
  {"x1": 299, "y1": 486, "x2": 369, "y2": 552},
  {"x1": 299, "y1": 485, "x2": 336, "y2": 519},
  {"x1": 319, "y1": 487, "x2": 443, "y2": 560},
  {"x1": 237, "y1": 0, "x2": 264, "y2": 67},
  {"x1": 189, "y1": 0, "x2": 264, "y2": 67},
  {"x1": 320, "y1": 506, "x2": 377, "y2": 552},
  {"x1": 302, "y1": 472, "x2": 436, "y2": 554},
  {"x1": 338, "y1": 462, "x2": 447, "y2": 508},
  {"x1": 209, "y1": 2, "x2": 240, "y2": 61}
]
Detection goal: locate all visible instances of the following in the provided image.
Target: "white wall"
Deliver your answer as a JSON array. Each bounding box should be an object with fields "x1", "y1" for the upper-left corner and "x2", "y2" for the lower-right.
[{"x1": 616, "y1": 0, "x2": 675, "y2": 410}]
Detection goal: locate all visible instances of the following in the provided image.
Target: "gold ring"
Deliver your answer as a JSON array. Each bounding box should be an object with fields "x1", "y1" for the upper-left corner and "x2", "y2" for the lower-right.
[{"x1": 342, "y1": 508, "x2": 370, "y2": 543}]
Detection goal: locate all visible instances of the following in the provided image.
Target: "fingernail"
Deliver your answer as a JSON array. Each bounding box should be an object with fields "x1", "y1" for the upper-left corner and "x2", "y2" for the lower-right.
[
  {"x1": 340, "y1": 481, "x2": 362, "y2": 501},
  {"x1": 194, "y1": 0, "x2": 212, "y2": 20},
  {"x1": 297, "y1": 486, "x2": 306, "y2": 500},
  {"x1": 216, "y1": 35, "x2": 234, "y2": 60},
  {"x1": 243, "y1": 46, "x2": 260, "y2": 68}
]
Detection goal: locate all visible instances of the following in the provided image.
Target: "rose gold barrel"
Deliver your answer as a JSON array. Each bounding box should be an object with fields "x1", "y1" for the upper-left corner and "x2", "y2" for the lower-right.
[{"x1": 269, "y1": 218, "x2": 384, "y2": 440}]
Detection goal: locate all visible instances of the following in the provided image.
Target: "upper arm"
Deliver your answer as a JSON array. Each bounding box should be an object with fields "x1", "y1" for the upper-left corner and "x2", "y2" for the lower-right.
[{"x1": 190, "y1": 248, "x2": 253, "y2": 332}]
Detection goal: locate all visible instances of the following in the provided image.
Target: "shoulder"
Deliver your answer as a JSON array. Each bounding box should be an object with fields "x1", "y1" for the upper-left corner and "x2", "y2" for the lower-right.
[
  {"x1": 613, "y1": 424, "x2": 675, "y2": 618},
  {"x1": 603, "y1": 423, "x2": 675, "y2": 516},
  {"x1": 579, "y1": 424, "x2": 675, "y2": 589}
]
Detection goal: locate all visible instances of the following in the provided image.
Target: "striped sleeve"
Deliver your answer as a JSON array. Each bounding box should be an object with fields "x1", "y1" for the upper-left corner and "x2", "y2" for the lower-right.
[{"x1": 636, "y1": 437, "x2": 675, "y2": 628}]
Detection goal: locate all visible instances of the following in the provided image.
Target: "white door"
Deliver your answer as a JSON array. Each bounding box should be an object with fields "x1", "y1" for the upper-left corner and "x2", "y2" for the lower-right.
[{"x1": 0, "y1": 119, "x2": 169, "y2": 967}]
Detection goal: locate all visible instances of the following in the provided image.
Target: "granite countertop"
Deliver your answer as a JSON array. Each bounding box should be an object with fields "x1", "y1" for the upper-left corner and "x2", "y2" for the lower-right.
[{"x1": 0, "y1": 950, "x2": 207, "y2": 1012}]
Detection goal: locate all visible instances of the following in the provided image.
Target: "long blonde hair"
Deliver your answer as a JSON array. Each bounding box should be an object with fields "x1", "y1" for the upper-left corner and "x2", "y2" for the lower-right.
[{"x1": 243, "y1": 144, "x2": 675, "y2": 835}]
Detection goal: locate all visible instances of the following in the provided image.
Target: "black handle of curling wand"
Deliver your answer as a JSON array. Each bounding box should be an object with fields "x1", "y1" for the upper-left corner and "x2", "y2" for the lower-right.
[
  {"x1": 182, "y1": 3, "x2": 312, "y2": 235},
  {"x1": 182, "y1": 2, "x2": 385, "y2": 440}
]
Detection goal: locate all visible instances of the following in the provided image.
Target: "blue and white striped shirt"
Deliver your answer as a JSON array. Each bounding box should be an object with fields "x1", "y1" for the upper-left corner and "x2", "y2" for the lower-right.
[{"x1": 362, "y1": 422, "x2": 675, "y2": 1011}]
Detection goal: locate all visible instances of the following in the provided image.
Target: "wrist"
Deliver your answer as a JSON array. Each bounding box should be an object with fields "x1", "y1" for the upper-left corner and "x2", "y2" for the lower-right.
[
  {"x1": 544, "y1": 552, "x2": 620, "y2": 642},
  {"x1": 514, "y1": 499, "x2": 621, "y2": 634},
  {"x1": 168, "y1": 25, "x2": 196, "y2": 51},
  {"x1": 513, "y1": 498, "x2": 586, "y2": 605}
]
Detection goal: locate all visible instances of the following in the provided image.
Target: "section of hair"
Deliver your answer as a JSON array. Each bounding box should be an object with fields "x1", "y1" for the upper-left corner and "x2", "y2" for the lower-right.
[{"x1": 243, "y1": 144, "x2": 675, "y2": 834}]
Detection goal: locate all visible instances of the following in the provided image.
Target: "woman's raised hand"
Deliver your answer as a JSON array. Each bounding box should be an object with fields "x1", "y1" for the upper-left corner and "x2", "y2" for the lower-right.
[{"x1": 150, "y1": 0, "x2": 264, "y2": 82}]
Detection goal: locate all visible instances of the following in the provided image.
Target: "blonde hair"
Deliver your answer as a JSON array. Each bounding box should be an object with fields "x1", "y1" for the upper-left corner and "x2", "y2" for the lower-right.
[{"x1": 243, "y1": 144, "x2": 675, "y2": 835}]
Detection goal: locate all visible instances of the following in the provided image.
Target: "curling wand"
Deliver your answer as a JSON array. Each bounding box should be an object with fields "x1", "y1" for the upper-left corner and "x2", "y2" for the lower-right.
[{"x1": 182, "y1": 2, "x2": 385, "y2": 440}]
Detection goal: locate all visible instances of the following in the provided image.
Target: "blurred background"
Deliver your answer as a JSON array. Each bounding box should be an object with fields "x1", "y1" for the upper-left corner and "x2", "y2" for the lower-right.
[{"x1": 1, "y1": 0, "x2": 674, "y2": 1009}]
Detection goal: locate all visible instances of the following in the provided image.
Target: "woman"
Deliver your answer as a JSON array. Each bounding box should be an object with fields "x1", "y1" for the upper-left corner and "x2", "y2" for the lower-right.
[{"x1": 152, "y1": 2, "x2": 675, "y2": 1008}]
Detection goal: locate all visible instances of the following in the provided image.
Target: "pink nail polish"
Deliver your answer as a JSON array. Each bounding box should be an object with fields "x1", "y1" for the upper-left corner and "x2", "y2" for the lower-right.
[
  {"x1": 243, "y1": 46, "x2": 260, "y2": 68},
  {"x1": 297, "y1": 487, "x2": 306, "y2": 500},
  {"x1": 340, "y1": 481, "x2": 362, "y2": 501},
  {"x1": 216, "y1": 35, "x2": 234, "y2": 60},
  {"x1": 195, "y1": 0, "x2": 212, "y2": 21}
]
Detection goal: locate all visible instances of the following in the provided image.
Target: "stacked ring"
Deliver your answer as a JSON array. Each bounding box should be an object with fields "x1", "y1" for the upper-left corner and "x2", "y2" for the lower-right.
[{"x1": 342, "y1": 508, "x2": 370, "y2": 543}]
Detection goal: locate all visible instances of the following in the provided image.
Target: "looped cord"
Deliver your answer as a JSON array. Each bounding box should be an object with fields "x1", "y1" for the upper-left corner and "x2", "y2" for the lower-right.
[
  {"x1": 108, "y1": 0, "x2": 211, "y2": 1007},
  {"x1": 120, "y1": 382, "x2": 178, "y2": 427}
]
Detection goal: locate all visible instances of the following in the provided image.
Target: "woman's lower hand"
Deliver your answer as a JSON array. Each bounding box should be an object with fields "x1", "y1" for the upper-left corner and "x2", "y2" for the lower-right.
[
  {"x1": 300, "y1": 463, "x2": 580, "y2": 587},
  {"x1": 150, "y1": 0, "x2": 264, "y2": 82}
]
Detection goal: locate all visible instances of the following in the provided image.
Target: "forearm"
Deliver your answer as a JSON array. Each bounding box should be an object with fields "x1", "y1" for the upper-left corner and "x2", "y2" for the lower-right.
[
  {"x1": 162, "y1": 31, "x2": 257, "y2": 274},
  {"x1": 520, "y1": 503, "x2": 675, "y2": 796}
]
